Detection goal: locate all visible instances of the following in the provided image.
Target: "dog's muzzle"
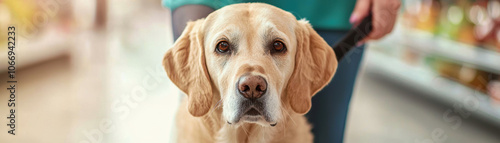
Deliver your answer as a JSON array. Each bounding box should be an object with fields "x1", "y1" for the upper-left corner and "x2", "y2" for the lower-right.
[{"x1": 227, "y1": 74, "x2": 277, "y2": 126}]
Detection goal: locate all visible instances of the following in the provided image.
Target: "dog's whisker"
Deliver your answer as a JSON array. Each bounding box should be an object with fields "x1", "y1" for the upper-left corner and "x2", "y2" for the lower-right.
[
  {"x1": 262, "y1": 129, "x2": 267, "y2": 142},
  {"x1": 212, "y1": 98, "x2": 223, "y2": 111},
  {"x1": 241, "y1": 125, "x2": 249, "y2": 136},
  {"x1": 217, "y1": 98, "x2": 225, "y2": 110},
  {"x1": 209, "y1": 96, "x2": 225, "y2": 115},
  {"x1": 284, "y1": 108, "x2": 297, "y2": 126},
  {"x1": 280, "y1": 100, "x2": 297, "y2": 126},
  {"x1": 201, "y1": 115, "x2": 211, "y2": 124},
  {"x1": 284, "y1": 118, "x2": 289, "y2": 138},
  {"x1": 214, "y1": 99, "x2": 222, "y2": 108},
  {"x1": 277, "y1": 114, "x2": 286, "y2": 137}
]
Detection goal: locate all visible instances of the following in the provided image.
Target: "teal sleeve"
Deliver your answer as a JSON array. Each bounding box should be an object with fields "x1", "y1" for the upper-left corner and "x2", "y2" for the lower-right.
[
  {"x1": 162, "y1": 0, "x2": 355, "y2": 30},
  {"x1": 162, "y1": 0, "x2": 237, "y2": 11}
]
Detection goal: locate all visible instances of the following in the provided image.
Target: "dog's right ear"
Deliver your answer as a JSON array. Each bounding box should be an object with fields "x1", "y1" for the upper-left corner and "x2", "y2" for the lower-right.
[
  {"x1": 286, "y1": 20, "x2": 338, "y2": 114},
  {"x1": 163, "y1": 19, "x2": 213, "y2": 117}
]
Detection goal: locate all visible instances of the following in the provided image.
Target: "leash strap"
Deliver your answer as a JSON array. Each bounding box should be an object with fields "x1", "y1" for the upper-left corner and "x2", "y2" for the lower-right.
[{"x1": 332, "y1": 14, "x2": 373, "y2": 61}]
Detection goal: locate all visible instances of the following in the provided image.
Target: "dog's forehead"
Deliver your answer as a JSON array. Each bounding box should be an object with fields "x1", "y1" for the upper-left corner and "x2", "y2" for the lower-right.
[{"x1": 204, "y1": 3, "x2": 297, "y2": 35}]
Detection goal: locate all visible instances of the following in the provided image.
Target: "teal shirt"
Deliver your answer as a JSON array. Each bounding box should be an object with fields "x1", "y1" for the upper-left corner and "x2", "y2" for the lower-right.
[{"x1": 163, "y1": 0, "x2": 356, "y2": 30}]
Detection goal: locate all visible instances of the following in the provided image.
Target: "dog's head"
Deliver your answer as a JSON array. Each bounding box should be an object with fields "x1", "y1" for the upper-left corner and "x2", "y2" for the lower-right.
[{"x1": 164, "y1": 3, "x2": 337, "y2": 127}]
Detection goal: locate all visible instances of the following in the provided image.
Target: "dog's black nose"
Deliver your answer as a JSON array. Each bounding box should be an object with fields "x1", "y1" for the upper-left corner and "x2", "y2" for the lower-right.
[{"x1": 238, "y1": 75, "x2": 267, "y2": 99}]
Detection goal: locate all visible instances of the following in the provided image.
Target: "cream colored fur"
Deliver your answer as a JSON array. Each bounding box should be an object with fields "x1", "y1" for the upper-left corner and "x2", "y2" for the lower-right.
[{"x1": 163, "y1": 3, "x2": 337, "y2": 143}]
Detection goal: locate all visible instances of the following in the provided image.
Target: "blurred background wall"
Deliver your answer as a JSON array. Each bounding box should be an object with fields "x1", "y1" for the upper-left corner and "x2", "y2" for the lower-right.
[
  {"x1": 0, "y1": 0, "x2": 179, "y2": 142},
  {"x1": 0, "y1": 0, "x2": 498, "y2": 143}
]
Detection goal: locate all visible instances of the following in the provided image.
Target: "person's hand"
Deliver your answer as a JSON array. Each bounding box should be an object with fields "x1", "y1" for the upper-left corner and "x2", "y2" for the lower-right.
[{"x1": 350, "y1": 0, "x2": 401, "y2": 44}]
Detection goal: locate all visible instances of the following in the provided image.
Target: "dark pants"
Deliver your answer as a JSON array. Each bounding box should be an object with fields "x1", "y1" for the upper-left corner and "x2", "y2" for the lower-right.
[{"x1": 306, "y1": 30, "x2": 365, "y2": 143}]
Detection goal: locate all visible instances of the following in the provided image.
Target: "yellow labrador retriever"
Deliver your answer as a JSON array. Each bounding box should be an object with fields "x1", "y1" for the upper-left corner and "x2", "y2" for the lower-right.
[{"x1": 163, "y1": 3, "x2": 337, "y2": 143}]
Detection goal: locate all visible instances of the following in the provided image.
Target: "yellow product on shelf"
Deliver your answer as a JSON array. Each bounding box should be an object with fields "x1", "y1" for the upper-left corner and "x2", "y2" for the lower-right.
[
  {"x1": 456, "y1": 23, "x2": 478, "y2": 45},
  {"x1": 3, "y1": 0, "x2": 43, "y2": 39},
  {"x1": 402, "y1": 0, "x2": 441, "y2": 32},
  {"x1": 436, "y1": 60, "x2": 489, "y2": 93},
  {"x1": 3, "y1": 0, "x2": 37, "y2": 23},
  {"x1": 416, "y1": 0, "x2": 441, "y2": 32}
]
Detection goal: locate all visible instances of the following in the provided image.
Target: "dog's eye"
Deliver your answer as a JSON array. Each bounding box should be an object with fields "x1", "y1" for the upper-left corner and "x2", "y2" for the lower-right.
[
  {"x1": 216, "y1": 41, "x2": 230, "y2": 53},
  {"x1": 272, "y1": 41, "x2": 286, "y2": 53}
]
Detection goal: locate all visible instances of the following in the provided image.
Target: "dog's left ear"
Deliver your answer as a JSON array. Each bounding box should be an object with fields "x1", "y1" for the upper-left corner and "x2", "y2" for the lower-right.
[
  {"x1": 286, "y1": 20, "x2": 338, "y2": 114},
  {"x1": 163, "y1": 19, "x2": 213, "y2": 117}
]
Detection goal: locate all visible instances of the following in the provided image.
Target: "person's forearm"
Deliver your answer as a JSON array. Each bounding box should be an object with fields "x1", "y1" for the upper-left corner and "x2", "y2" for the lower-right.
[{"x1": 172, "y1": 5, "x2": 214, "y2": 40}]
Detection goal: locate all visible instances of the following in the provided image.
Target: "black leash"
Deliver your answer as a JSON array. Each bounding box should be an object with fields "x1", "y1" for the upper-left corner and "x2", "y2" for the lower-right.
[{"x1": 332, "y1": 14, "x2": 373, "y2": 61}]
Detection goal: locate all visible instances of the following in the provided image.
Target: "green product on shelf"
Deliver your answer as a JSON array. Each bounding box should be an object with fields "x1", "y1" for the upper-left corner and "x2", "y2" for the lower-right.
[{"x1": 435, "y1": 1, "x2": 469, "y2": 40}]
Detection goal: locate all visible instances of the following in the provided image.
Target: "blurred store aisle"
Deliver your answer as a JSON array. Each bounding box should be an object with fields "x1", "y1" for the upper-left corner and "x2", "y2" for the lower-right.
[{"x1": 345, "y1": 49, "x2": 500, "y2": 143}]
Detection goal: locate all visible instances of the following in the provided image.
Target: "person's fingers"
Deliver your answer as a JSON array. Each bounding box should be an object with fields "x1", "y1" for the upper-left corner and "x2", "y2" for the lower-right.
[
  {"x1": 381, "y1": 0, "x2": 400, "y2": 34},
  {"x1": 350, "y1": 0, "x2": 372, "y2": 24},
  {"x1": 369, "y1": 1, "x2": 390, "y2": 39},
  {"x1": 363, "y1": 0, "x2": 400, "y2": 42}
]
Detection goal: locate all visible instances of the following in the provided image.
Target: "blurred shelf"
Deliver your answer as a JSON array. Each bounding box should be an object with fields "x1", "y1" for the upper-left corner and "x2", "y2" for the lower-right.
[
  {"x1": 382, "y1": 27, "x2": 500, "y2": 74},
  {"x1": 0, "y1": 29, "x2": 70, "y2": 73},
  {"x1": 364, "y1": 50, "x2": 500, "y2": 126}
]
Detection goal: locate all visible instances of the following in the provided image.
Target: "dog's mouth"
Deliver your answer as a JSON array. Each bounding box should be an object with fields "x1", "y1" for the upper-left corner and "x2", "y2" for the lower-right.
[
  {"x1": 239, "y1": 107, "x2": 266, "y2": 123},
  {"x1": 225, "y1": 89, "x2": 278, "y2": 127},
  {"x1": 231, "y1": 107, "x2": 277, "y2": 127},
  {"x1": 244, "y1": 108, "x2": 262, "y2": 116}
]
